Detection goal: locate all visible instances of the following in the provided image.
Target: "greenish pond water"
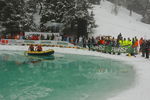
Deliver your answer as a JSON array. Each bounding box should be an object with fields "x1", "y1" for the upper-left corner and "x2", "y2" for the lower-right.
[{"x1": 0, "y1": 51, "x2": 135, "y2": 100}]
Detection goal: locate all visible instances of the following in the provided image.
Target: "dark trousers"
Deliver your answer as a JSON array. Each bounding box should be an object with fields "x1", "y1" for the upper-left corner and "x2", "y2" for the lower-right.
[
  {"x1": 88, "y1": 45, "x2": 91, "y2": 51},
  {"x1": 142, "y1": 50, "x2": 145, "y2": 57},
  {"x1": 145, "y1": 50, "x2": 149, "y2": 59}
]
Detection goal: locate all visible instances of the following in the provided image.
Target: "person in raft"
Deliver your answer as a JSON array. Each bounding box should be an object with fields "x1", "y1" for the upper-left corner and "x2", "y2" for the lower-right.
[
  {"x1": 36, "y1": 45, "x2": 43, "y2": 51},
  {"x1": 28, "y1": 44, "x2": 34, "y2": 51}
]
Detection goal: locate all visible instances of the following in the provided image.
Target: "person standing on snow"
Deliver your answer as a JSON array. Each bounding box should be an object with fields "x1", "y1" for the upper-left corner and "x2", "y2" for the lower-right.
[
  {"x1": 132, "y1": 38, "x2": 139, "y2": 55},
  {"x1": 145, "y1": 40, "x2": 150, "y2": 59},
  {"x1": 116, "y1": 33, "x2": 122, "y2": 47},
  {"x1": 139, "y1": 37, "x2": 144, "y2": 52},
  {"x1": 88, "y1": 38, "x2": 92, "y2": 51},
  {"x1": 141, "y1": 40, "x2": 146, "y2": 57}
]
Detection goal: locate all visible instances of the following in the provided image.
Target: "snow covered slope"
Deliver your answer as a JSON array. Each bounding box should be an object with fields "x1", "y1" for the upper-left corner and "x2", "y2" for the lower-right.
[{"x1": 93, "y1": 1, "x2": 150, "y2": 39}]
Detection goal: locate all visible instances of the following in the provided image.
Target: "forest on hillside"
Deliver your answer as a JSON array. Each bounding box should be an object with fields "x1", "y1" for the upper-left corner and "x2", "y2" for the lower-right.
[{"x1": 108, "y1": 0, "x2": 150, "y2": 23}]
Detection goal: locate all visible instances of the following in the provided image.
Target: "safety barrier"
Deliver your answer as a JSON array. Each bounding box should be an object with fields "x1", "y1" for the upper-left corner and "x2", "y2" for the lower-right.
[
  {"x1": 91, "y1": 45, "x2": 135, "y2": 54},
  {"x1": 0, "y1": 39, "x2": 80, "y2": 49},
  {"x1": 0, "y1": 39, "x2": 9, "y2": 45}
]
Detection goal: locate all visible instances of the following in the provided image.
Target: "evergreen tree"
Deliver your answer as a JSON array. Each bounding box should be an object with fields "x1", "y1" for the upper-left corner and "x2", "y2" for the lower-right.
[
  {"x1": 0, "y1": 0, "x2": 95, "y2": 36},
  {"x1": 40, "y1": 0, "x2": 95, "y2": 37},
  {"x1": 0, "y1": 0, "x2": 25, "y2": 33},
  {"x1": 0, "y1": 0, "x2": 39, "y2": 33}
]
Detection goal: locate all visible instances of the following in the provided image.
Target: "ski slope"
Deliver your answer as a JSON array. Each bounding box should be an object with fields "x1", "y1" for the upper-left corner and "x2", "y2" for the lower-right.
[{"x1": 93, "y1": 1, "x2": 150, "y2": 39}]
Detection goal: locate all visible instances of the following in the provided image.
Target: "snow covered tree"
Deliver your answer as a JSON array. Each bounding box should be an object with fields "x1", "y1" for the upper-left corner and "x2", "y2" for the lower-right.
[
  {"x1": 0, "y1": 0, "x2": 6, "y2": 32},
  {"x1": 40, "y1": 0, "x2": 95, "y2": 37},
  {"x1": 23, "y1": 0, "x2": 39, "y2": 31},
  {"x1": 1, "y1": 0, "x2": 24, "y2": 33},
  {"x1": 126, "y1": 0, "x2": 143, "y2": 16},
  {"x1": 0, "y1": 0, "x2": 26, "y2": 34},
  {"x1": 0, "y1": 0, "x2": 41, "y2": 33},
  {"x1": 87, "y1": 0, "x2": 101, "y2": 5},
  {"x1": 0, "y1": 0, "x2": 95, "y2": 36},
  {"x1": 110, "y1": 0, "x2": 120, "y2": 15},
  {"x1": 142, "y1": 0, "x2": 150, "y2": 23}
]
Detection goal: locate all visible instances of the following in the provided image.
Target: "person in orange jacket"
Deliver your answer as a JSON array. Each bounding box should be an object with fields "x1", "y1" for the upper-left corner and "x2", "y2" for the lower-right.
[
  {"x1": 132, "y1": 39, "x2": 139, "y2": 54},
  {"x1": 139, "y1": 37, "x2": 144, "y2": 52}
]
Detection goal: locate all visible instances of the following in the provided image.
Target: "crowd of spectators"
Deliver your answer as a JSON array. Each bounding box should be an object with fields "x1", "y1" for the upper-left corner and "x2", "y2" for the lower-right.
[{"x1": 77, "y1": 33, "x2": 150, "y2": 59}]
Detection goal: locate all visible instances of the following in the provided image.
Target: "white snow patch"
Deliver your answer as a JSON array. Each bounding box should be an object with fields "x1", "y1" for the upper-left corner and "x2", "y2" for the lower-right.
[
  {"x1": 33, "y1": 13, "x2": 41, "y2": 27},
  {"x1": 93, "y1": 1, "x2": 150, "y2": 39}
]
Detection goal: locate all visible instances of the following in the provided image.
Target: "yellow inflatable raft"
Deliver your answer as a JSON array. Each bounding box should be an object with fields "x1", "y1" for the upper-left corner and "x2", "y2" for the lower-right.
[{"x1": 25, "y1": 49, "x2": 54, "y2": 56}]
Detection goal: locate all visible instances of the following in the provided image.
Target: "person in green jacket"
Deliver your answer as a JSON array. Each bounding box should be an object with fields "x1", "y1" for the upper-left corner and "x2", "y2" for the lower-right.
[
  {"x1": 123, "y1": 38, "x2": 128, "y2": 46},
  {"x1": 127, "y1": 38, "x2": 132, "y2": 46},
  {"x1": 119, "y1": 38, "x2": 123, "y2": 47}
]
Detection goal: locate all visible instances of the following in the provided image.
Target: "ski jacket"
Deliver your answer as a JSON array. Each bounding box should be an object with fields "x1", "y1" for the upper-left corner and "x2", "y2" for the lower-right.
[{"x1": 132, "y1": 40, "x2": 139, "y2": 48}]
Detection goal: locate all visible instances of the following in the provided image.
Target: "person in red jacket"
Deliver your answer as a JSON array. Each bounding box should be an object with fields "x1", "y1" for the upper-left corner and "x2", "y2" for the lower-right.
[
  {"x1": 36, "y1": 45, "x2": 43, "y2": 51},
  {"x1": 99, "y1": 37, "x2": 105, "y2": 45}
]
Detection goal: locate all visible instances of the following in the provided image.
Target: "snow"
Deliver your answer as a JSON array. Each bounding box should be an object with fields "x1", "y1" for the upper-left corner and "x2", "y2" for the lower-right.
[
  {"x1": 0, "y1": 0, "x2": 150, "y2": 100},
  {"x1": 33, "y1": 13, "x2": 41, "y2": 27},
  {"x1": 93, "y1": 1, "x2": 150, "y2": 39},
  {"x1": 0, "y1": 45, "x2": 150, "y2": 100},
  {"x1": 44, "y1": 21, "x2": 63, "y2": 27}
]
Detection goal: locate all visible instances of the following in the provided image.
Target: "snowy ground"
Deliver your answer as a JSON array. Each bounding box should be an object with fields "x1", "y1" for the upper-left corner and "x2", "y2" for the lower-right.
[
  {"x1": 0, "y1": 45, "x2": 150, "y2": 100},
  {"x1": 93, "y1": 1, "x2": 150, "y2": 39}
]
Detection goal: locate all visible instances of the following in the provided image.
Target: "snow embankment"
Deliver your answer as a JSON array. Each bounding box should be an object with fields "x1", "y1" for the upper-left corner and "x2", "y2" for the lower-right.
[
  {"x1": 0, "y1": 45, "x2": 150, "y2": 100},
  {"x1": 93, "y1": 1, "x2": 150, "y2": 39}
]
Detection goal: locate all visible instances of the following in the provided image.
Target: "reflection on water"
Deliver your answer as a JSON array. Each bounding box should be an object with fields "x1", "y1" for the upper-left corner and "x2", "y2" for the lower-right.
[
  {"x1": 0, "y1": 51, "x2": 135, "y2": 100},
  {"x1": 0, "y1": 53, "x2": 55, "y2": 65}
]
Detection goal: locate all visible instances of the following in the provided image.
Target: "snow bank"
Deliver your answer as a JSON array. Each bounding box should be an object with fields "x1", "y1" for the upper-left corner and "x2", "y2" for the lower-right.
[
  {"x1": 0, "y1": 45, "x2": 150, "y2": 100},
  {"x1": 93, "y1": 1, "x2": 150, "y2": 39}
]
